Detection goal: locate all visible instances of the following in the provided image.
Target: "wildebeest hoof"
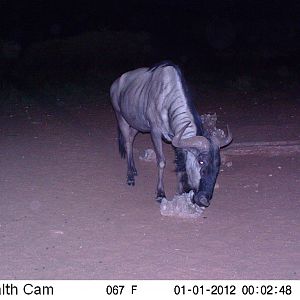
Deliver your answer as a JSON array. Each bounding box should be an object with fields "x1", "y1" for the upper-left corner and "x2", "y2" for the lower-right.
[
  {"x1": 156, "y1": 196, "x2": 166, "y2": 203},
  {"x1": 127, "y1": 177, "x2": 135, "y2": 186},
  {"x1": 196, "y1": 196, "x2": 210, "y2": 208},
  {"x1": 156, "y1": 191, "x2": 166, "y2": 203}
]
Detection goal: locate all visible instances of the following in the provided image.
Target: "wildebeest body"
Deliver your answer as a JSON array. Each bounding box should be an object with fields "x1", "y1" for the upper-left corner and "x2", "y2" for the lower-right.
[{"x1": 110, "y1": 61, "x2": 232, "y2": 207}]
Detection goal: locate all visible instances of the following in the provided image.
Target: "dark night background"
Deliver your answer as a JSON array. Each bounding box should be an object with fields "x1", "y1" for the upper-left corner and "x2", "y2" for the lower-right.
[{"x1": 1, "y1": 0, "x2": 300, "y2": 106}]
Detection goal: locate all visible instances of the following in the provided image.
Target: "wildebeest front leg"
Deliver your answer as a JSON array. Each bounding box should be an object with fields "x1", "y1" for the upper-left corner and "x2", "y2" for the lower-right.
[
  {"x1": 176, "y1": 171, "x2": 185, "y2": 194},
  {"x1": 116, "y1": 114, "x2": 138, "y2": 185},
  {"x1": 151, "y1": 130, "x2": 166, "y2": 202},
  {"x1": 175, "y1": 148, "x2": 188, "y2": 195}
]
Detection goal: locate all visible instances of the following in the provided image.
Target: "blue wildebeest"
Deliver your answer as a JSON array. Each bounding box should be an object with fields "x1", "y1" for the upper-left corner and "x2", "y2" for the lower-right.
[{"x1": 110, "y1": 61, "x2": 232, "y2": 207}]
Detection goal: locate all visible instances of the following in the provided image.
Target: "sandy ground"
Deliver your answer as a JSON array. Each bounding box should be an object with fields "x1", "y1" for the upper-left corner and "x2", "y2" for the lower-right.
[{"x1": 0, "y1": 88, "x2": 299, "y2": 279}]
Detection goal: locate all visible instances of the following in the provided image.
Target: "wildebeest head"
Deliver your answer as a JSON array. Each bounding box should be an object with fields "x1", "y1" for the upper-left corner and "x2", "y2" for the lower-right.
[{"x1": 172, "y1": 122, "x2": 232, "y2": 207}]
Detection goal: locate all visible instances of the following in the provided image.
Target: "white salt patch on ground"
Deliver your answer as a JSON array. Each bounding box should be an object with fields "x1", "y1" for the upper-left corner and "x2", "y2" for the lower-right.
[
  {"x1": 139, "y1": 148, "x2": 156, "y2": 162},
  {"x1": 160, "y1": 191, "x2": 205, "y2": 219}
]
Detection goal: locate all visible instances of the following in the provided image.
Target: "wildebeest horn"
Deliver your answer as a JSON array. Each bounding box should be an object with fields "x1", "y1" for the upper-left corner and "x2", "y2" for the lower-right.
[
  {"x1": 171, "y1": 122, "x2": 190, "y2": 147},
  {"x1": 172, "y1": 122, "x2": 210, "y2": 152},
  {"x1": 212, "y1": 125, "x2": 233, "y2": 148}
]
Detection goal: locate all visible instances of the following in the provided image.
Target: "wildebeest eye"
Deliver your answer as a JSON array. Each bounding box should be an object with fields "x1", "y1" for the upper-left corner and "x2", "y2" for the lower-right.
[{"x1": 199, "y1": 161, "x2": 204, "y2": 165}]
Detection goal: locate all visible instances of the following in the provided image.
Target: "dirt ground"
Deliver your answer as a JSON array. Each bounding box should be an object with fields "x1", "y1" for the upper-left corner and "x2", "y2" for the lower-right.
[{"x1": 0, "y1": 87, "x2": 299, "y2": 280}]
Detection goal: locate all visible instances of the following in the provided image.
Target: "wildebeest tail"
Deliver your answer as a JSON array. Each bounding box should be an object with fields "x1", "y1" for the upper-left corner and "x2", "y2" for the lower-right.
[{"x1": 118, "y1": 126, "x2": 126, "y2": 159}]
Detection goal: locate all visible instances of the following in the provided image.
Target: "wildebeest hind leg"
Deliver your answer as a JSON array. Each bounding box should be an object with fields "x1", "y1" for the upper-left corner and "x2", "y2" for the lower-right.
[
  {"x1": 116, "y1": 114, "x2": 138, "y2": 186},
  {"x1": 128, "y1": 127, "x2": 138, "y2": 177}
]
